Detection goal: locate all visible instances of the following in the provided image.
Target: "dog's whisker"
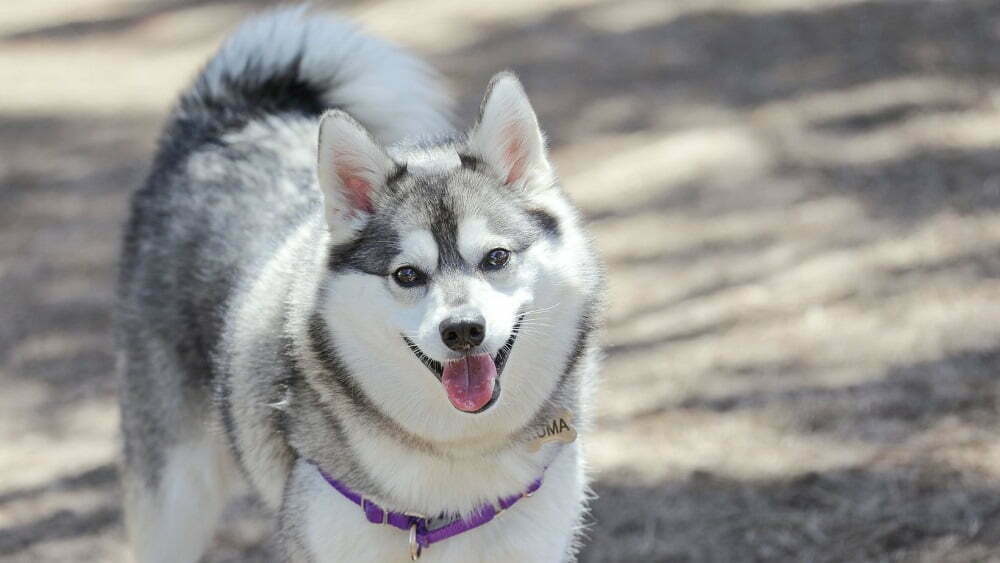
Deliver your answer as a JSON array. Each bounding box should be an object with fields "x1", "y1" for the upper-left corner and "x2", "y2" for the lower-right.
[{"x1": 522, "y1": 302, "x2": 561, "y2": 313}]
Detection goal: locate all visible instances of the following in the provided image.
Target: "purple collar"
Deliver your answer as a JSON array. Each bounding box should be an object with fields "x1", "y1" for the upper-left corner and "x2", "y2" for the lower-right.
[{"x1": 316, "y1": 464, "x2": 543, "y2": 560}]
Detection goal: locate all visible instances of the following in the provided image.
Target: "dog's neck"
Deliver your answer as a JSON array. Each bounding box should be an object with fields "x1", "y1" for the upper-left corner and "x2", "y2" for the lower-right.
[{"x1": 282, "y1": 342, "x2": 571, "y2": 516}]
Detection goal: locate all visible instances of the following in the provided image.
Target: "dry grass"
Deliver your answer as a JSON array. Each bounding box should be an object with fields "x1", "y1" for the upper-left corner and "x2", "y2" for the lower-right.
[{"x1": 2, "y1": 0, "x2": 1000, "y2": 561}]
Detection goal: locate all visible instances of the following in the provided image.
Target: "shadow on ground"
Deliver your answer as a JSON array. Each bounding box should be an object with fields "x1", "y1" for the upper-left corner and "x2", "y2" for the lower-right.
[{"x1": 587, "y1": 464, "x2": 1000, "y2": 563}]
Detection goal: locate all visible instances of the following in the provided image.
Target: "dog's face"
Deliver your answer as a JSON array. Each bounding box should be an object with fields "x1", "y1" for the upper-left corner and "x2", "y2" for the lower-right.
[
  {"x1": 336, "y1": 173, "x2": 549, "y2": 413},
  {"x1": 315, "y1": 74, "x2": 585, "y2": 436}
]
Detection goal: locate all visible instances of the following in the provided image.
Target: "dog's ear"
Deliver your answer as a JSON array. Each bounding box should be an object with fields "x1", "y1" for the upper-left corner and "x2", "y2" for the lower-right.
[
  {"x1": 468, "y1": 72, "x2": 552, "y2": 190},
  {"x1": 317, "y1": 110, "x2": 393, "y2": 220}
]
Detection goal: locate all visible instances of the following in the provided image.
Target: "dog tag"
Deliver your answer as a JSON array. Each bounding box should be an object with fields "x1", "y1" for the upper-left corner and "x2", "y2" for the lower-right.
[{"x1": 528, "y1": 408, "x2": 577, "y2": 452}]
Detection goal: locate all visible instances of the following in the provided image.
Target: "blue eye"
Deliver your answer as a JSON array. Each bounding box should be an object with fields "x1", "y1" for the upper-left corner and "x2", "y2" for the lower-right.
[
  {"x1": 393, "y1": 266, "x2": 426, "y2": 287},
  {"x1": 481, "y1": 248, "x2": 510, "y2": 271}
]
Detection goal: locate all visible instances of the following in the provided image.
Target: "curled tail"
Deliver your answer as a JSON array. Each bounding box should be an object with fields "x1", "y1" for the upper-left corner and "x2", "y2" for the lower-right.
[{"x1": 172, "y1": 6, "x2": 452, "y2": 146}]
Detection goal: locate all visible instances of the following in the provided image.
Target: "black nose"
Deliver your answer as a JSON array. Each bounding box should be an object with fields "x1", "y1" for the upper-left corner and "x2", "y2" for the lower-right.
[{"x1": 440, "y1": 315, "x2": 486, "y2": 351}]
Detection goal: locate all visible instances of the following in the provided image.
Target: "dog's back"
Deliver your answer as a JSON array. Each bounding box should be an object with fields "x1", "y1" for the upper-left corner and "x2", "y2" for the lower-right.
[{"x1": 116, "y1": 9, "x2": 451, "y2": 561}]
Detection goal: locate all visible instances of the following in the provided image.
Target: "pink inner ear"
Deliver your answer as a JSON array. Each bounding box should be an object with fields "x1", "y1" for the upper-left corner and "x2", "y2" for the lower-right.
[
  {"x1": 336, "y1": 165, "x2": 374, "y2": 213},
  {"x1": 502, "y1": 123, "x2": 528, "y2": 185}
]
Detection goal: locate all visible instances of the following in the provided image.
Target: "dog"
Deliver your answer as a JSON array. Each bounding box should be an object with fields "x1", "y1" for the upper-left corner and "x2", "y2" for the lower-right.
[{"x1": 116, "y1": 7, "x2": 603, "y2": 562}]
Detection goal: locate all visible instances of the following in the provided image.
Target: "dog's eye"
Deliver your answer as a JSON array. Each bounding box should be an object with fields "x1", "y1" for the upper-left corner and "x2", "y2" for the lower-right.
[
  {"x1": 392, "y1": 266, "x2": 426, "y2": 287},
  {"x1": 481, "y1": 248, "x2": 511, "y2": 271}
]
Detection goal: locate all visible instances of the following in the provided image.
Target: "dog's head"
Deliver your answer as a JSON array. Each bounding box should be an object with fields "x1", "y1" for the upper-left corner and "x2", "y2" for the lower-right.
[{"x1": 314, "y1": 73, "x2": 595, "y2": 439}]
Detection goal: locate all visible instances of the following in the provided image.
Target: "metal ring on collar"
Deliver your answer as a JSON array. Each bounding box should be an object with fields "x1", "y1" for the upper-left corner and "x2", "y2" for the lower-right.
[{"x1": 409, "y1": 523, "x2": 422, "y2": 560}]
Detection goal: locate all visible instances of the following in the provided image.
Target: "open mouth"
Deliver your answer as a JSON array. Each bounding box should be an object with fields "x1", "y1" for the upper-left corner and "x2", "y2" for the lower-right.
[{"x1": 403, "y1": 316, "x2": 522, "y2": 414}]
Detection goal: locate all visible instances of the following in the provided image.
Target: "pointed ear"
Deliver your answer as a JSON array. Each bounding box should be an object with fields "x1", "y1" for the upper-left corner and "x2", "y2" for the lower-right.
[
  {"x1": 317, "y1": 110, "x2": 392, "y2": 219},
  {"x1": 468, "y1": 72, "x2": 552, "y2": 189}
]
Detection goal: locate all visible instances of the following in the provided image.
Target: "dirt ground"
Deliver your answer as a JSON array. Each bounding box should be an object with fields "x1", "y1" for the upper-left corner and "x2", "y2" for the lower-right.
[{"x1": 3, "y1": 0, "x2": 1000, "y2": 561}]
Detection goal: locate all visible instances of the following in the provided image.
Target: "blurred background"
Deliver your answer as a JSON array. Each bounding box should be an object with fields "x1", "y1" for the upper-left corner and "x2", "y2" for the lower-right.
[{"x1": 3, "y1": 0, "x2": 1000, "y2": 560}]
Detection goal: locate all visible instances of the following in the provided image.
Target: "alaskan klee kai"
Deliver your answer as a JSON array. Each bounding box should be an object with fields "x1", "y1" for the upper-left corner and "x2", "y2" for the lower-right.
[{"x1": 117, "y1": 7, "x2": 603, "y2": 562}]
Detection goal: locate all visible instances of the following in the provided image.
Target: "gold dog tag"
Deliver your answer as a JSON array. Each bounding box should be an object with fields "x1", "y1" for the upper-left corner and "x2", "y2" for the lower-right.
[{"x1": 528, "y1": 408, "x2": 577, "y2": 452}]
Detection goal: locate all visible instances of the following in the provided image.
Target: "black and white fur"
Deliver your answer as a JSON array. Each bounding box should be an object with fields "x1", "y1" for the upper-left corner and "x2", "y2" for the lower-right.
[{"x1": 117, "y1": 7, "x2": 602, "y2": 562}]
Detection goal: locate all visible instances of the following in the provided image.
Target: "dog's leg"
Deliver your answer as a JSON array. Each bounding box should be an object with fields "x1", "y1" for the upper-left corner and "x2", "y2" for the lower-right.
[
  {"x1": 124, "y1": 437, "x2": 233, "y2": 563},
  {"x1": 120, "y1": 349, "x2": 235, "y2": 563}
]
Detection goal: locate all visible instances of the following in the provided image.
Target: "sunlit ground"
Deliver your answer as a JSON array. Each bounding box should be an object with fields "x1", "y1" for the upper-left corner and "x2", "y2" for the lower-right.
[{"x1": 2, "y1": 0, "x2": 1000, "y2": 560}]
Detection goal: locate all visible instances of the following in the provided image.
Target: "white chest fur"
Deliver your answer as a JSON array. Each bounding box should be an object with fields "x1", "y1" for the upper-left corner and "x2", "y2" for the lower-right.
[{"x1": 283, "y1": 443, "x2": 585, "y2": 562}]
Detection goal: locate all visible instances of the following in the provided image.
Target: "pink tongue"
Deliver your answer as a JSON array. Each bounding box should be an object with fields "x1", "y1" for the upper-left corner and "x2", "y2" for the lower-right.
[{"x1": 441, "y1": 354, "x2": 497, "y2": 412}]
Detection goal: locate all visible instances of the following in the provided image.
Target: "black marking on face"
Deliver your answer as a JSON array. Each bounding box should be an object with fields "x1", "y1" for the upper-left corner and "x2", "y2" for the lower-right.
[
  {"x1": 328, "y1": 215, "x2": 400, "y2": 275},
  {"x1": 329, "y1": 170, "x2": 554, "y2": 283},
  {"x1": 526, "y1": 208, "x2": 560, "y2": 239},
  {"x1": 428, "y1": 193, "x2": 465, "y2": 271}
]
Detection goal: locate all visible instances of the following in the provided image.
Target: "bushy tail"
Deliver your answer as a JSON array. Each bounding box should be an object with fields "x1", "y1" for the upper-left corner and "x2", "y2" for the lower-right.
[{"x1": 179, "y1": 6, "x2": 453, "y2": 143}]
